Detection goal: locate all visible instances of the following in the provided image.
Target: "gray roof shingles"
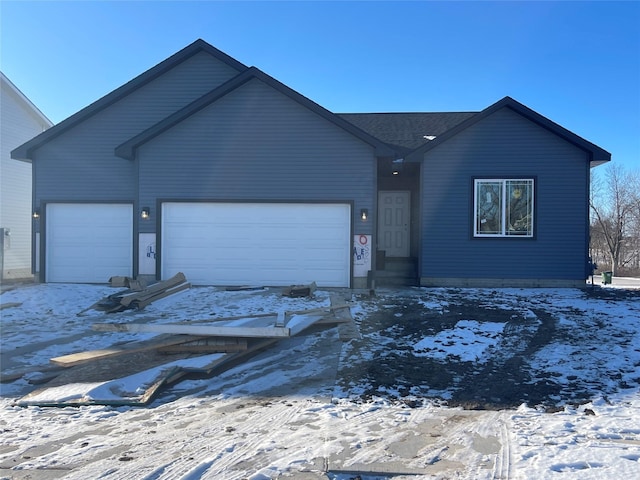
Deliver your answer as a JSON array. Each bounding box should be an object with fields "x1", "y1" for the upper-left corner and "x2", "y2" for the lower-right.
[{"x1": 338, "y1": 112, "x2": 477, "y2": 155}]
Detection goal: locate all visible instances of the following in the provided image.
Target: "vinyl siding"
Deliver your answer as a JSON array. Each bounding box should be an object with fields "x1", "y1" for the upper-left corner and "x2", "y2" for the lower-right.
[
  {"x1": 137, "y1": 78, "x2": 376, "y2": 234},
  {"x1": 421, "y1": 107, "x2": 590, "y2": 283},
  {"x1": 0, "y1": 78, "x2": 51, "y2": 277},
  {"x1": 31, "y1": 52, "x2": 240, "y2": 205}
]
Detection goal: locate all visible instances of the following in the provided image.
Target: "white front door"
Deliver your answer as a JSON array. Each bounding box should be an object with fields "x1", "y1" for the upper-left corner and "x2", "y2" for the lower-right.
[{"x1": 378, "y1": 191, "x2": 410, "y2": 257}]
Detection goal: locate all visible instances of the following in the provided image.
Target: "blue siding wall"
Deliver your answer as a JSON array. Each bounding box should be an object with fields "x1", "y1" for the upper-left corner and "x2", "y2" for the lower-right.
[
  {"x1": 421, "y1": 107, "x2": 590, "y2": 285},
  {"x1": 137, "y1": 79, "x2": 376, "y2": 234},
  {"x1": 31, "y1": 52, "x2": 240, "y2": 205}
]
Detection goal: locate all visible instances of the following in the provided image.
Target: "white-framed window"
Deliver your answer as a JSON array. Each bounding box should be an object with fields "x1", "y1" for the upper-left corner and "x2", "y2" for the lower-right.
[{"x1": 474, "y1": 179, "x2": 534, "y2": 237}]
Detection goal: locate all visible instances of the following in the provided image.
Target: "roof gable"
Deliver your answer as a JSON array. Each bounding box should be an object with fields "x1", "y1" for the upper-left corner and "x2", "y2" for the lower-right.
[
  {"x1": 11, "y1": 39, "x2": 247, "y2": 160},
  {"x1": 116, "y1": 67, "x2": 396, "y2": 160},
  {"x1": 405, "y1": 96, "x2": 611, "y2": 166}
]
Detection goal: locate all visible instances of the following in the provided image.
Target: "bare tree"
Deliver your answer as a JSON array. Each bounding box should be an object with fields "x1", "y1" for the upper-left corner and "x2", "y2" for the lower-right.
[{"x1": 590, "y1": 164, "x2": 640, "y2": 276}]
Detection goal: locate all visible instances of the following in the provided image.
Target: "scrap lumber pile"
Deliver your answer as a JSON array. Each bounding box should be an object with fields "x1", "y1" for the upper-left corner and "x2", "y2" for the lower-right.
[
  {"x1": 17, "y1": 295, "x2": 358, "y2": 407},
  {"x1": 282, "y1": 281, "x2": 317, "y2": 298},
  {"x1": 81, "y1": 272, "x2": 190, "y2": 314}
]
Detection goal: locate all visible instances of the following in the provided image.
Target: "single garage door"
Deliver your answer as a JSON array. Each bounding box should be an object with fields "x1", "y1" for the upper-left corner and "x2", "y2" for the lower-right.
[
  {"x1": 162, "y1": 202, "x2": 351, "y2": 287},
  {"x1": 46, "y1": 203, "x2": 133, "y2": 283}
]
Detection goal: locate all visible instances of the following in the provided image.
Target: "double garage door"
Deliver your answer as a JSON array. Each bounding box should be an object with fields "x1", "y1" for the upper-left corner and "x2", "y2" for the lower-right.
[
  {"x1": 45, "y1": 202, "x2": 351, "y2": 287},
  {"x1": 161, "y1": 202, "x2": 351, "y2": 287}
]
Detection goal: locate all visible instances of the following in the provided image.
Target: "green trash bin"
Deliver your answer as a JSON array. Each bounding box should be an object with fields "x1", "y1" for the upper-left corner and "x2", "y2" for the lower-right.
[{"x1": 602, "y1": 271, "x2": 612, "y2": 285}]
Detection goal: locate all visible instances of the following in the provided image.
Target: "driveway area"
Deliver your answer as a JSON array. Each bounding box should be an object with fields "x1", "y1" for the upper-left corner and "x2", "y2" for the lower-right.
[{"x1": 1, "y1": 283, "x2": 639, "y2": 479}]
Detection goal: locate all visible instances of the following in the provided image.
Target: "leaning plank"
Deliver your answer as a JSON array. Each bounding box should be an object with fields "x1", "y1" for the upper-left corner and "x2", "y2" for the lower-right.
[
  {"x1": 287, "y1": 314, "x2": 325, "y2": 337},
  {"x1": 92, "y1": 322, "x2": 291, "y2": 338},
  {"x1": 50, "y1": 335, "x2": 207, "y2": 367},
  {"x1": 130, "y1": 282, "x2": 191, "y2": 309},
  {"x1": 118, "y1": 272, "x2": 186, "y2": 307}
]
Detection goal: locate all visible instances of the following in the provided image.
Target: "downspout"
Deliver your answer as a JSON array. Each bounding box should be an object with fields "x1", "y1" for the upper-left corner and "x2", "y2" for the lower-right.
[
  {"x1": 370, "y1": 156, "x2": 380, "y2": 292},
  {"x1": 586, "y1": 152, "x2": 594, "y2": 282}
]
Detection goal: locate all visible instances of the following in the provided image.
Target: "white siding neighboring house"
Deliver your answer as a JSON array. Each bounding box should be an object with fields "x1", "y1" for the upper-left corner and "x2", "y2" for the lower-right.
[{"x1": 1, "y1": 72, "x2": 52, "y2": 281}]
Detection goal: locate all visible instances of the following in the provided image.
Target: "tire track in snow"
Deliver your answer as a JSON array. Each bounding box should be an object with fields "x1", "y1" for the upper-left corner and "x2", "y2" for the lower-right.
[
  {"x1": 139, "y1": 399, "x2": 309, "y2": 480},
  {"x1": 493, "y1": 418, "x2": 511, "y2": 480}
]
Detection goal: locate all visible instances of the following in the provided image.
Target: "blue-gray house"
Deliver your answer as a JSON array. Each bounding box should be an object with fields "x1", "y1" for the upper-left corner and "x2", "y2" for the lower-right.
[{"x1": 11, "y1": 39, "x2": 610, "y2": 288}]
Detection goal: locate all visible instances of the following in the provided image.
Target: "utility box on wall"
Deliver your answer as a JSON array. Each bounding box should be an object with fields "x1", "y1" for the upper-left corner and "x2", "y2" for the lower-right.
[
  {"x1": 139, "y1": 233, "x2": 157, "y2": 276},
  {"x1": 353, "y1": 234, "x2": 371, "y2": 288}
]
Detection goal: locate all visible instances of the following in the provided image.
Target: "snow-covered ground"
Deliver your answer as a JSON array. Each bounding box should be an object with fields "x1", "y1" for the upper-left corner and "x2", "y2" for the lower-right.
[{"x1": 1, "y1": 282, "x2": 639, "y2": 479}]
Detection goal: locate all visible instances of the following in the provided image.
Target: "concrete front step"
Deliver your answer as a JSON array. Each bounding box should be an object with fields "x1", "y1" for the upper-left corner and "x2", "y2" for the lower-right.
[
  {"x1": 376, "y1": 276, "x2": 419, "y2": 287},
  {"x1": 375, "y1": 258, "x2": 418, "y2": 286}
]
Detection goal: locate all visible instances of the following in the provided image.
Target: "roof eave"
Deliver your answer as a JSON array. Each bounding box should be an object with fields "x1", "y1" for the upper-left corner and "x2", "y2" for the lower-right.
[{"x1": 590, "y1": 156, "x2": 612, "y2": 168}]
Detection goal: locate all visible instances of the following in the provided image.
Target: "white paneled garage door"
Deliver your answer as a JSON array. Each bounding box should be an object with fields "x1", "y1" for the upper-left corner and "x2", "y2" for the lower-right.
[
  {"x1": 161, "y1": 202, "x2": 351, "y2": 287},
  {"x1": 46, "y1": 203, "x2": 133, "y2": 283}
]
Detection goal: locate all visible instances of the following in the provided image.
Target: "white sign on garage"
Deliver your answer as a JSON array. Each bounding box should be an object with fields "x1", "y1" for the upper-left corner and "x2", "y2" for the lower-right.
[
  {"x1": 161, "y1": 202, "x2": 351, "y2": 287},
  {"x1": 46, "y1": 203, "x2": 133, "y2": 283}
]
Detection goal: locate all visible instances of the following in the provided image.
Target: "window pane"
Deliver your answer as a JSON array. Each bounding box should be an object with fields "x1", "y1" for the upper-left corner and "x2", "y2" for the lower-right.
[
  {"x1": 506, "y1": 180, "x2": 533, "y2": 236},
  {"x1": 476, "y1": 181, "x2": 502, "y2": 234}
]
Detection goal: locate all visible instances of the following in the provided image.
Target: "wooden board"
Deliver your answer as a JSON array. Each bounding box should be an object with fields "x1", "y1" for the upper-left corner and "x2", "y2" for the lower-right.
[
  {"x1": 119, "y1": 272, "x2": 187, "y2": 307},
  {"x1": 92, "y1": 322, "x2": 292, "y2": 338},
  {"x1": 78, "y1": 273, "x2": 189, "y2": 314},
  {"x1": 157, "y1": 338, "x2": 248, "y2": 354},
  {"x1": 17, "y1": 339, "x2": 279, "y2": 407},
  {"x1": 19, "y1": 299, "x2": 347, "y2": 407},
  {"x1": 145, "y1": 305, "x2": 344, "y2": 325},
  {"x1": 50, "y1": 335, "x2": 207, "y2": 367},
  {"x1": 130, "y1": 282, "x2": 191, "y2": 309}
]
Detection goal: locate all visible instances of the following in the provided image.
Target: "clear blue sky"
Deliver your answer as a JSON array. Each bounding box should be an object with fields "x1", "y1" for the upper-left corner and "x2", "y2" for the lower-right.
[{"x1": 1, "y1": 1, "x2": 638, "y2": 170}]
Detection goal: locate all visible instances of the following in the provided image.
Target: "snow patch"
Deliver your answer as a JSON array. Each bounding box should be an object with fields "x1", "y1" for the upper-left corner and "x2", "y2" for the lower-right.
[{"x1": 413, "y1": 320, "x2": 506, "y2": 362}]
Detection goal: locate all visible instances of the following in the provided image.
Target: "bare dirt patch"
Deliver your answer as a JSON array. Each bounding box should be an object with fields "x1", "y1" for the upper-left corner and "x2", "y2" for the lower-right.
[{"x1": 337, "y1": 287, "x2": 640, "y2": 410}]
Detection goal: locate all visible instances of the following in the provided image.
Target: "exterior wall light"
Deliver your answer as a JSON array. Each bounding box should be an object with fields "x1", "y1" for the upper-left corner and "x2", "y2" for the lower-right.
[
  {"x1": 360, "y1": 208, "x2": 368, "y2": 221},
  {"x1": 392, "y1": 158, "x2": 404, "y2": 175},
  {"x1": 141, "y1": 207, "x2": 150, "y2": 220},
  {"x1": 32, "y1": 209, "x2": 40, "y2": 219}
]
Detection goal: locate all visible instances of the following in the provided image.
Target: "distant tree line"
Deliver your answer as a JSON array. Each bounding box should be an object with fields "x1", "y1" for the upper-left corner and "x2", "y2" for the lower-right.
[{"x1": 590, "y1": 164, "x2": 640, "y2": 277}]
